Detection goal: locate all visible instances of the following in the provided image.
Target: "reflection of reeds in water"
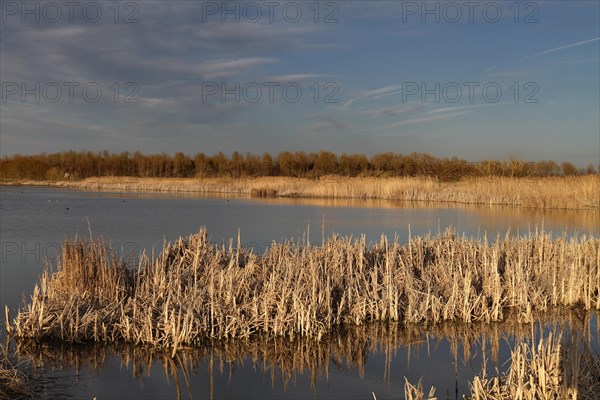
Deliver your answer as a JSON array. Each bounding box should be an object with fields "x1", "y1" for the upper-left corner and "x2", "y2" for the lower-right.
[
  {"x1": 11, "y1": 312, "x2": 599, "y2": 399},
  {"x1": 9, "y1": 228, "x2": 600, "y2": 347},
  {"x1": 0, "y1": 342, "x2": 35, "y2": 399}
]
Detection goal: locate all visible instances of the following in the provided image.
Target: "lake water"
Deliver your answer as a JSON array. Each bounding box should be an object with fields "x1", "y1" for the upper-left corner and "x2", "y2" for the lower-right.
[{"x1": 1, "y1": 186, "x2": 599, "y2": 399}]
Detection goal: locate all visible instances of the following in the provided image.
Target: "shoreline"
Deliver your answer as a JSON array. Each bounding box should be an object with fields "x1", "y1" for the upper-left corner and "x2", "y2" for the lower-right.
[{"x1": 2, "y1": 175, "x2": 598, "y2": 210}]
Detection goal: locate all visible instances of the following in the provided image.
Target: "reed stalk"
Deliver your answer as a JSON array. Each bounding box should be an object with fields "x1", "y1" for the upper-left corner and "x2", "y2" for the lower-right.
[
  {"x1": 0, "y1": 343, "x2": 34, "y2": 399},
  {"x1": 10, "y1": 228, "x2": 600, "y2": 348}
]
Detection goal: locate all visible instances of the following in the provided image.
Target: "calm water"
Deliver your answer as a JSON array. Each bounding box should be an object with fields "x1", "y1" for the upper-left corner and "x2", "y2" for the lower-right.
[{"x1": 1, "y1": 186, "x2": 598, "y2": 399}]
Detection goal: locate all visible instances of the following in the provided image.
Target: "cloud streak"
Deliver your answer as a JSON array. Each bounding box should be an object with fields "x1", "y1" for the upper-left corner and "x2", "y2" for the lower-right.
[
  {"x1": 427, "y1": 102, "x2": 514, "y2": 114},
  {"x1": 342, "y1": 86, "x2": 404, "y2": 109},
  {"x1": 384, "y1": 111, "x2": 471, "y2": 128},
  {"x1": 483, "y1": 37, "x2": 600, "y2": 73},
  {"x1": 517, "y1": 37, "x2": 600, "y2": 62},
  {"x1": 360, "y1": 102, "x2": 426, "y2": 118}
]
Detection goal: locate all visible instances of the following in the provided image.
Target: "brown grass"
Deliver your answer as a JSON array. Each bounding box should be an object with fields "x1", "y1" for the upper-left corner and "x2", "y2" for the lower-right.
[
  {"x1": 407, "y1": 328, "x2": 600, "y2": 400},
  {"x1": 6, "y1": 175, "x2": 599, "y2": 209},
  {"x1": 468, "y1": 332, "x2": 598, "y2": 399},
  {"x1": 0, "y1": 343, "x2": 34, "y2": 400},
  {"x1": 9, "y1": 227, "x2": 600, "y2": 350}
]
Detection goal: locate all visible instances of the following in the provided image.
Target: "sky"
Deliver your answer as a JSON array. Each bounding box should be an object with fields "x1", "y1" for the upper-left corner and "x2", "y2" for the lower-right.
[{"x1": 1, "y1": 0, "x2": 599, "y2": 166}]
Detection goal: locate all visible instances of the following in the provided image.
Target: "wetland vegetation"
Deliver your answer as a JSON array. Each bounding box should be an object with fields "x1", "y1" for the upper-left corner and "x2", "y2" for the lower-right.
[
  {"x1": 3, "y1": 151, "x2": 597, "y2": 210},
  {"x1": 8, "y1": 227, "x2": 599, "y2": 346},
  {"x1": 2, "y1": 158, "x2": 599, "y2": 398}
]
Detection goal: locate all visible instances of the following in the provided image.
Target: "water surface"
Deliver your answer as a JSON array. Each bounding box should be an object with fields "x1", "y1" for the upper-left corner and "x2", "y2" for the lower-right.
[{"x1": 1, "y1": 186, "x2": 598, "y2": 399}]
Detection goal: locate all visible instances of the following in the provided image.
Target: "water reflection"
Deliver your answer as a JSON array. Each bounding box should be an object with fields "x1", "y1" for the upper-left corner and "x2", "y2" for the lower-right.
[
  {"x1": 2, "y1": 187, "x2": 599, "y2": 399},
  {"x1": 11, "y1": 310, "x2": 599, "y2": 400},
  {"x1": 77, "y1": 189, "x2": 600, "y2": 236}
]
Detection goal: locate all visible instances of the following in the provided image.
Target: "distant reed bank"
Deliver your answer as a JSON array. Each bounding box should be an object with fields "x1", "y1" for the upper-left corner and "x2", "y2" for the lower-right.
[{"x1": 4, "y1": 175, "x2": 599, "y2": 209}]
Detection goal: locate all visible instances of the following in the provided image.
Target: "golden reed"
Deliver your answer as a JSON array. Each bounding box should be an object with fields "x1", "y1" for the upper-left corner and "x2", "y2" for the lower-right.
[
  {"x1": 0, "y1": 343, "x2": 34, "y2": 399},
  {"x1": 9, "y1": 175, "x2": 599, "y2": 209},
  {"x1": 408, "y1": 328, "x2": 600, "y2": 400},
  {"x1": 9, "y1": 227, "x2": 600, "y2": 351}
]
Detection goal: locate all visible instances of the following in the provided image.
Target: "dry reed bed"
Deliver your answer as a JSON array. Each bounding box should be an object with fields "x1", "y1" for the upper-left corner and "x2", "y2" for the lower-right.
[
  {"x1": 9, "y1": 228, "x2": 600, "y2": 351},
  {"x1": 11, "y1": 175, "x2": 600, "y2": 209}
]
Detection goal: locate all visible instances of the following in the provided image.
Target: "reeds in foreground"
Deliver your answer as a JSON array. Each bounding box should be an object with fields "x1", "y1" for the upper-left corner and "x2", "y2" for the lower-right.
[
  {"x1": 407, "y1": 329, "x2": 600, "y2": 400},
  {"x1": 0, "y1": 344, "x2": 34, "y2": 400},
  {"x1": 9, "y1": 228, "x2": 600, "y2": 348}
]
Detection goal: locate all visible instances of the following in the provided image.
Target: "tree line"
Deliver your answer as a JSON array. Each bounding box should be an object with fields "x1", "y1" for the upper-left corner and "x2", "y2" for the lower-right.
[{"x1": 0, "y1": 150, "x2": 596, "y2": 181}]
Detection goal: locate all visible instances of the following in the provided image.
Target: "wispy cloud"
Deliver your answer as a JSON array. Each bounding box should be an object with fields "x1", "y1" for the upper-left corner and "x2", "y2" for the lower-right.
[
  {"x1": 427, "y1": 102, "x2": 514, "y2": 114},
  {"x1": 483, "y1": 37, "x2": 600, "y2": 73},
  {"x1": 342, "y1": 86, "x2": 404, "y2": 109},
  {"x1": 196, "y1": 57, "x2": 277, "y2": 79},
  {"x1": 355, "y1": 110, "x2": 471, "y2": 136},
  {"x1": 384, "y1": 111, "x2": 471, "y2": 128},
  {"x1": 517, "y1": 37, "x2": 600, "y2": 62},
  {"x1": 1, "y1": 1, "x2": 597, "y2": 164},
  {"x1": 360, "y1": 102, "x2": 425, "y2": 118},
  {"x1": 260, "y1": 73, "x2": 332, "y2": 82}
]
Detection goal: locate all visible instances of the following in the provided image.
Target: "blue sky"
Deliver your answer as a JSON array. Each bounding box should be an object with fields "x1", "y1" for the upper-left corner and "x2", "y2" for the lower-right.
[{"x1": 1, "y1": 1, "x2": 599, "y2": 165}]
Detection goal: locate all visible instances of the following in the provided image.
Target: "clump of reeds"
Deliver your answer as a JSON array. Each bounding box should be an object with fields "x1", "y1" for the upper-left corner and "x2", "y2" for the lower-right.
[
  {"x1": 404, "y1": 329, "x2": 600, "y2": 400},
  {"x1": 9, "y1": 228, "x2": 600, "y2": 348},
  {"x1": 470, "y1": 330, "x2": 600, "y2": 399},
  {"x1": 0, "y1": 343, "x2": 34, "y2": 399},
  {"x1": 403, "y1": 378, "x2": 437, "y2": 400}
]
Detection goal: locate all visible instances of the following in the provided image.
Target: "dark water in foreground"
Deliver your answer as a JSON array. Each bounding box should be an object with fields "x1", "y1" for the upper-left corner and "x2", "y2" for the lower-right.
[{"x1": 1, "y1": 186, "x2": 599, "y2": 399}]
